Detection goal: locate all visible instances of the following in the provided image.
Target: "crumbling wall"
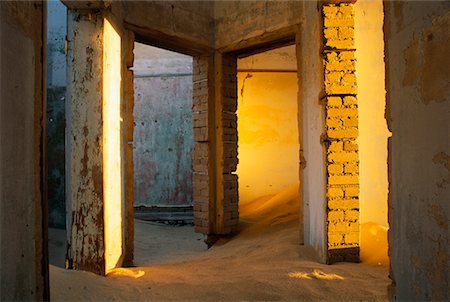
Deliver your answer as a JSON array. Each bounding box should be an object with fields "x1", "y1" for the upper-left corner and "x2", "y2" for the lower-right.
[
  {"x1": 322, "y1": 3, "x2": 360, "y2": 263},
  {"x1": 384, "y1": 1, "x2": 449, "y2": 300},
  {"x1": 216, "y1": 54, "x2": 239, "y2": 234},
  {"x1": 192, "y1": 55, "x2": 214, "y2": 234},
  {"x1": 0, "y1": 1, "x2": 47, "y2": 300}
]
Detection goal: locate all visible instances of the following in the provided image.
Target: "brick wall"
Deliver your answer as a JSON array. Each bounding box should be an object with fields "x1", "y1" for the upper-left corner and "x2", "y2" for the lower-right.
[
  {"x1": 192, "y1": 53, "x2": 239, "y2": 236},
  {"x1": 219, "y1": 55, "x2": 239, "y2": 234},
  {"x1": 322, "y1": 2, "x2": 360, "y2": 263},
  {"x1": 192, "y1": 56, "x2": 213, "y2": 234}
]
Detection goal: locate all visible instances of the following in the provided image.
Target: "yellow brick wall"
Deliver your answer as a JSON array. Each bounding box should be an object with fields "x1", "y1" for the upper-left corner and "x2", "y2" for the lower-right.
[{"x1": 323, "y1": 2, "x2": 360, "y2": 263}]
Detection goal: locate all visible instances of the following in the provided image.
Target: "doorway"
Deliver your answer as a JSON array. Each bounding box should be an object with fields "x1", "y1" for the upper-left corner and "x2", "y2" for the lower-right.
[
  {"x1": 131, "y1": 42, "x2": 204, "y2": 266},
  {"x1": 236, "y1": 45, "x2": 300, "y2": 234}
]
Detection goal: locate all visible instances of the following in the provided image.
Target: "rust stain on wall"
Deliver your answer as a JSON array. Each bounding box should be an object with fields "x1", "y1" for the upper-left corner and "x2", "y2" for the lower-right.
[
  {"x1": 402, "y1": 12, "x2": 450, "y2": 105},
  {"x1": 432, "y1": 152, "x2": 450, "y2": 188},
  {"x1": 428, "y1": 203, "x2": 448, "y2": 230},
  {"x1": 402, "y1": 36, "x2": 420, "y2": 86},
  {"x1": 421, "y1": 13, "x2": 450, "y2": 104}
]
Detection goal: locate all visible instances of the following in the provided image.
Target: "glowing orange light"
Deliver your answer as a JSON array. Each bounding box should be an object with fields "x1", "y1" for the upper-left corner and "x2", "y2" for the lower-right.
[{"x1": 103, "y1": 17, "x2": 123, "y2": 274}]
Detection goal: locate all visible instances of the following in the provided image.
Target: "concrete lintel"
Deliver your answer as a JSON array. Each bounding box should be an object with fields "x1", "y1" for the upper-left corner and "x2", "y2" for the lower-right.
[{"x1": 62, "y1": 0, "x2": 111, "y2": 10}]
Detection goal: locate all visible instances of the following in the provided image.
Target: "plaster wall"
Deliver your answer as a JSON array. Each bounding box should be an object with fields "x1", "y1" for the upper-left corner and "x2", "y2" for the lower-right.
[
  {"x1": 236, "y1": 46, "x2": 299, "y2": 204},
  {"x1": 298, "y1": 1, "x2": 327, "y2": 262},
  {"x1": 354, "y1": 0, "x2": 390, "y2": 265},
  {"x1": 384, "y1": 1, "x2": 450, "y2": 300},
  {"x1": 0, "y1": 1, "x2": 46, "y2": 299},
  {"x1": 133, "y1": 43, "x2": 193, "y2": 207}
]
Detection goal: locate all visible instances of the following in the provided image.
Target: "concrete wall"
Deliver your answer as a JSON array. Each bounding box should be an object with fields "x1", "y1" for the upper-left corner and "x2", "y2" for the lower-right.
[
  {"x1": 66, "y1": 10, "x2": 106, "y2": 275},
  {"x1": 236, "y1": 46, "x2": 299, "y2": 204},
  {"x1": 384, "y1": 1, "x2": 449, "y2": 300},
  {"x1": 215, "y1": 1, "x2": 303, "y2": 49},
  {"x1": 47, "y1": 0, "x2": 67, "y2": 229},
  {"x1": 133, "y1": 43, "x2": 193, "y2": 207},
  {"x1": 0, "y1": 1, "x2": 47, "y2": 300},
  {"x1": 113, "y1": 1, "x2": 214, "y2": 54}
]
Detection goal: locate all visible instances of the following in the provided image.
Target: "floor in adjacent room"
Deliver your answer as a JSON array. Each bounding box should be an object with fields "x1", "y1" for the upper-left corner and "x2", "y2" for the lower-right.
[{"x1": 49, "y1": 188, "x2": 389, "y2": 301}]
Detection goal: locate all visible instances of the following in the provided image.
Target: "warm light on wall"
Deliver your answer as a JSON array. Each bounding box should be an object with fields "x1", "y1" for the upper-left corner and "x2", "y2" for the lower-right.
[
  {"x1": 236, "y1": 71, "x2": 299, "y2": 205},
  {"x1": 354, "y1": 0, "x2": 390, "y2": 265},
  {"x1": 103, "y1": 17, "x2": 123, "y2": 273}
]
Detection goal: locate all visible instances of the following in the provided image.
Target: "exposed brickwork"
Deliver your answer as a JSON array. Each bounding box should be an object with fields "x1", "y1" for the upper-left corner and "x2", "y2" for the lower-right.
[
  {"x1": 219, "y1": 55, "x2": 239, "y2": 234},
  {"x1": 322, "y1": 2, "x2": 360, "y2": 263},
  {"x1": 192, "y1": 56, "x2": 213, "y2": 234}
]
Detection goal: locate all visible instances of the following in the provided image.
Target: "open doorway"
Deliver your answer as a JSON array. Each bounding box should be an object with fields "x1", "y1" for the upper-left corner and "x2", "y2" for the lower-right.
[
  {"x1": 236, "y1": 45, "x2": 300, "y2": 236},
  {"x1": 131, "y1": 42, "x2": 205, "y2": 266}
]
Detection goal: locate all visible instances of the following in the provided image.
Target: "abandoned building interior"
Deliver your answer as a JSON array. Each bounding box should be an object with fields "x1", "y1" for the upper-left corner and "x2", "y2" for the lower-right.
[{"x1": 1, "y1": 0, "x2": 448, "y2": 301}]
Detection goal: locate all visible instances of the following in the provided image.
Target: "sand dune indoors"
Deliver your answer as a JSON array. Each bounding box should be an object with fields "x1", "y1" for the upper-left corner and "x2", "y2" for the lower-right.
[{"x1": 50, "y1": 186, "x2": 389, "y2": 301}]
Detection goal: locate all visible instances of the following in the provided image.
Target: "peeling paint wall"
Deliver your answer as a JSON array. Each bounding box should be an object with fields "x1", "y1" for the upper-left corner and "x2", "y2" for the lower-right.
[
  {"x1": 0, "y1": 1, "x2": 46, "y2": 299},
  {"x1": 384, "y1": 1, "x2": 450, "y2": 300},
  {"x1": 133, "y1": 43, "x2": 193, "y2": 207},
  {"x1": 66, "y1": 10, "x2": 105, "y2": 275}
]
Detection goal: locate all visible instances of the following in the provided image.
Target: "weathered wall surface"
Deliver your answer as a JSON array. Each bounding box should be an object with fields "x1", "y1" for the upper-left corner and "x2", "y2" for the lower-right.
[
  {"x1": 0, "y1": 1, "x2": 46, "y2": 300},
  {"x1": 113, "y1": 1, "x2": 214, "y2": 54},
  {"x1": 322, "y1": 2, "x2": 360, "y2": 264},
  {"x1": 47, "y1": 0, "x2": 67, "y2": 229},
  {"x1": 133, "y1": 43, "x2": 193, "y2": 207},
  {"x1": 384, "y1": 1, "x2": 449, "y2": 300},
  {"x1": 215, "y1": 1, "x2": 303, "y2": 49},
  {"x1": 66, "y1": 10, "x2": 105, "y2": 275},
  {"x1": 299, "y1": 1, "x2": 327, "y2": 263},
  {"x1": 236, "y1": 46, "x2": 299, "y2": 204}
]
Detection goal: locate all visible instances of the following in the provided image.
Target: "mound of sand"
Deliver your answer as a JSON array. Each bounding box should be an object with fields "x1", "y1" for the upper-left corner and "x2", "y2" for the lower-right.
[
  {"x1": 50, "y1": 185, "x2": 389, "y2": 301},
  {"x1": 360, "y1": 222, "x2": 389, "y2": 266}
]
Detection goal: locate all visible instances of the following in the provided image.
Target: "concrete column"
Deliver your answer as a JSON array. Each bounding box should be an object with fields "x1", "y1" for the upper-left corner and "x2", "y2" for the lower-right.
[
  {"x1": 66, "y1": 8, "x2": 124, "y2": 275},
  {"x1": 66, "y1": 9, "x2": 106, "y2": 275}
]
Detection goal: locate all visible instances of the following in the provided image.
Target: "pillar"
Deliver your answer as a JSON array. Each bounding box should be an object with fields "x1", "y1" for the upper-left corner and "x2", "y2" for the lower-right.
[
  {"x1": 322, "y1": 2, "x2": 360, "y2": 263},
  {"x1": 66, "y1": 7, "x2": 124, "y2": 275}
]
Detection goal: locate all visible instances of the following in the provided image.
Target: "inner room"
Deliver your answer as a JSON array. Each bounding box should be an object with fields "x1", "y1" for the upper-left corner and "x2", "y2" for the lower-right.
[
  {"x1": 236, "y1": 45, "x2": 300, "y2": 233},
  {"x1": 131, "y1": 42, "x2": 205, "y2": 266}
]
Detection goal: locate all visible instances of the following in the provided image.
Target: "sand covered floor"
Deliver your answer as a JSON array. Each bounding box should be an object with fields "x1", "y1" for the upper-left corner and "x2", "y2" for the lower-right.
[{"x1": 50, "y1": 186, "x2": 389, "y2": 301}]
